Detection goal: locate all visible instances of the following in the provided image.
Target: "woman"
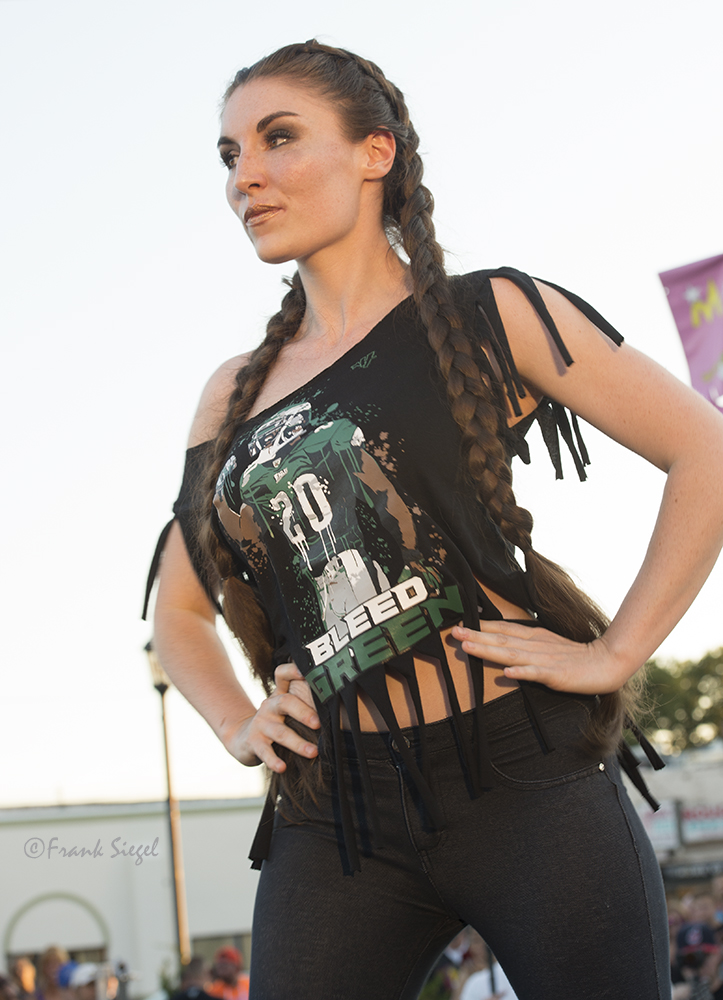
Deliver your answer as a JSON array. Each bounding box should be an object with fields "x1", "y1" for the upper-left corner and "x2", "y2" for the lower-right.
[{"x1": 147, "y1": 41, "x2": 723, "y2": 1000}]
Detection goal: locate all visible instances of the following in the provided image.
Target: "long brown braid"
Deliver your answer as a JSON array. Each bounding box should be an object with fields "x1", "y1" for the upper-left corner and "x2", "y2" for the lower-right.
[{"x1": 199, "y1": 42, "x2": 637, "y2": 799}]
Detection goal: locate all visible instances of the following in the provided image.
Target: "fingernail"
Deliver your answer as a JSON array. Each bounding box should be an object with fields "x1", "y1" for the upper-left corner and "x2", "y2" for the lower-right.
[
  {"x1": 305, "y1": 744, "x2": 318, "y2": 756},
  {"x1": 310, "y1": 714, "x2": 320, "y2": 727}
]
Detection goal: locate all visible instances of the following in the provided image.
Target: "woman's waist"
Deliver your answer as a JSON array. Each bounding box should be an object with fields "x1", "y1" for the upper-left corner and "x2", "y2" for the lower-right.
[
  {"x1": 342, "y1": 644, "x2": 515, "y2": 731},
  {"x1": 341, "y1": 605, "x2": 536, "y2": 732},
  {"x1": 330, "y1": 683, "x2": 599, "y2": 762}
]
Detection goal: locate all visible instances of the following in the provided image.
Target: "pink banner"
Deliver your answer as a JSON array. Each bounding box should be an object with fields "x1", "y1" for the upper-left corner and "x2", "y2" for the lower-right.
[{"x1": 659, "y1": 253, "x2": 723, "y2": 412}]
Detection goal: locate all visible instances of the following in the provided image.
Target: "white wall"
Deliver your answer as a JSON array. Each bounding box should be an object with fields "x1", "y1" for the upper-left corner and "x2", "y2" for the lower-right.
[
  {"x1": 0, "y1": 799, "x2": 263, "y2": 998},
  {"x1": 181, "y1": 807, "x2": 261, "y2": 941}
]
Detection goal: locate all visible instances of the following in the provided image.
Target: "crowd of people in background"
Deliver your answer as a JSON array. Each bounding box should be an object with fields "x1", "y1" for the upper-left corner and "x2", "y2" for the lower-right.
[
  {"x1": 1, "y1": 888, "x2": 721, "y2": 1000},
  {"x1": 0, "y1": 946, "x2": 248, "y2": 1000},
  {"x1": 667, "y1": 876, "x2": 723, "y2": 1000},
  {"x1": 0, "y1": 947, "x2": 121, "y2": 1000}
]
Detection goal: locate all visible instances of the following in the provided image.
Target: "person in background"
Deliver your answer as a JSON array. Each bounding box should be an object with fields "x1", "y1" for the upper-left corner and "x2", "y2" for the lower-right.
[
  {"x1": 672, "y1": 923, "x2": 722, "y2": 1000},
  {"x1": 172, "y1": 958, "x2": 215, "y2": 1000},
  {"x1": 68, "y1": 966, "x2": 98, "y2": 1000},
  {"x1": 10, "y1": 959, "x2": 36, "y2": 1000},
  {"x1": 420, "y1": 928, "x2": 471, "y2": 1000},
  {"x1": 711, "y1": 877, "x2": 723, "y2": 928},
  {"x1": 0, "y1": 975, "x2": 20, "y2": 1000},
  {"x1": 56, "y1": 966, "x2": 77, "y2": 995},
  {"x1": 457, "y1": 935, "x2": 518, "y2": 1000},
  {"x1": 670, "y1": 903, "x2": 688, "y2": 984},
  {"x1": 206, "y1": 949, "x2": 249, "y2": 1000},
  {"x1": 690, "y1": 894, "x2": 722, "y2": 932},
  {"x1": 36, "y1": 949, "x2": 70, "y2": 1000},
  {"x1": 451, "y1": 932, "x2": 488, "y2": 999},
  {"x1": 68, "y1": 965, "x2": 116, "y2": 1000},
  {"x1": 113, "y1": 962, "x2": 130, "y2": 1000}
]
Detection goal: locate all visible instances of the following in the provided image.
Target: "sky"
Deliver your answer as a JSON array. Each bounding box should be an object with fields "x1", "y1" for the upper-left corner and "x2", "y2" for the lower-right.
[{"x1": 1, "y1": 0, "x2": 722, "y2": 808}]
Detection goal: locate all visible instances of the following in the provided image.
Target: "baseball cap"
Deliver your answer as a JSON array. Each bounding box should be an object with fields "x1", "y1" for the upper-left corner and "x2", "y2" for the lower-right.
[
  {"x1": 214, "y1": 948, "x2": 241, "y2": 967},
  {"x1": 69, "y1": 965, "x2": 98, "y2": 988}
]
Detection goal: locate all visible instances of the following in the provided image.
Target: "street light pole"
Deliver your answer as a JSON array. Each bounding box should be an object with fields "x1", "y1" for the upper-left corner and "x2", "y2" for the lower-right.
[{"x1": 145, "y1": 640, "x2": 191, "y2": 970}]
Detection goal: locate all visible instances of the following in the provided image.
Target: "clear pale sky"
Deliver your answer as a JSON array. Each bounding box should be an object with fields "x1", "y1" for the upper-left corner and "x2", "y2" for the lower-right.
[{"x1": 1, "y1": 0, "x2": 722, "y2": 807}]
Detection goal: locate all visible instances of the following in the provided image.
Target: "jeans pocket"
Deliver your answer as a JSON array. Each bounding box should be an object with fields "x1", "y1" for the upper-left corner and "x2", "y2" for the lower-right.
[{"x1": 488, "y1": 697, "x2": 603, "y2": 789}]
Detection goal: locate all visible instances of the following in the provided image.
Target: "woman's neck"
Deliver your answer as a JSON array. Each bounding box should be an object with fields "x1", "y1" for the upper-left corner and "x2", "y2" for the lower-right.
[{"x1": 295, "y1": 236, "x2": 412, "y2": 349}]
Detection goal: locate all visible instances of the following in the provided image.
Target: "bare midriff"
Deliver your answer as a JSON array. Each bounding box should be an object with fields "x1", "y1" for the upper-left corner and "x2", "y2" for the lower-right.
[{"x1": 344, "y1": 579, "x2": 531, "y2": 731}]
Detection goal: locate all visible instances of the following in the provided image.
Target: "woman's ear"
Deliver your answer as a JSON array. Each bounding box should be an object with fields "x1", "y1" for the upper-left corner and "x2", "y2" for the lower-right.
[{"x1": 362, "y1": 130, "x2": 397, "y2": 180}]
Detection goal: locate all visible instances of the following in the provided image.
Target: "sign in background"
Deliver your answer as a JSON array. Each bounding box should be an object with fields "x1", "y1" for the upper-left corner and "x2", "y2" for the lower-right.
[
  {"x1": 639, "y1": 799, "x2": 680, "y2": 851},
  {"x1": 659, "y1": 254, "x2": 723, "y2": 412},
  {"x1": 638, "y1": 799, "x2": 723, "y2": 852},
  {"x1": 681, "y1": 804, "x2": 723, "y2": 844}
]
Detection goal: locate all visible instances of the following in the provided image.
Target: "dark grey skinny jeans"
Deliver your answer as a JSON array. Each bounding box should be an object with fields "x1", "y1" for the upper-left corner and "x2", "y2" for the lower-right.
[{"x1": 250, "y1": 685, "x2": 670, "y2": 1000}]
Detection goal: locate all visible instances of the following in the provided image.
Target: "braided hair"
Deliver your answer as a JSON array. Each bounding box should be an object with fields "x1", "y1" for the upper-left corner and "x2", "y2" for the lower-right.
[{"x1": 199, "y1": 42, "x2": 636, "y2": 794}]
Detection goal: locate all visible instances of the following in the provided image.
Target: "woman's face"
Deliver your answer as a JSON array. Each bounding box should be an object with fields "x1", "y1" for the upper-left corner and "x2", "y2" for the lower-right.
[{"x1": 218, "y1": 76, "x2": 389, "y2": 266}]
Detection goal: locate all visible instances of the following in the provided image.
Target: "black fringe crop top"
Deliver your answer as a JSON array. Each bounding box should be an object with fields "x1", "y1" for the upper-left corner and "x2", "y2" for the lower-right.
[{"x1": 143, "y1": 268, "x2": 663, "y2": 873}]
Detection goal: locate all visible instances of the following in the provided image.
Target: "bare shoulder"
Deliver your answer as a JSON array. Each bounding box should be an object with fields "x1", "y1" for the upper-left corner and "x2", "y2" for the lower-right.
[
  {"x1": 489, "y1": 275, "x2": 611, "y2": 364},
  {"x1": 188, "y1": 353, "x2": 252, "y2": 447},
  {"x1": 489, "y1": 274, "x2": 723, "y2": 471},
  {"x1": 488, "y1": 273, "x2": 629, "y2": 391}
]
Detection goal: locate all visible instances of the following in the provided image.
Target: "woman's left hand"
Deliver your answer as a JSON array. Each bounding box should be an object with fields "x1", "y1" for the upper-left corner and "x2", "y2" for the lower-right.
[{"x1": 451, "y1": 621, "x2": 633, "y2": 695}]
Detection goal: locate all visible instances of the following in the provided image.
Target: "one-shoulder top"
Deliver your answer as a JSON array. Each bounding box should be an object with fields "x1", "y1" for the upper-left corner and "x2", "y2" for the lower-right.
[{"x1": 143, "y1": 268, "x2": 662, "y2": 873}]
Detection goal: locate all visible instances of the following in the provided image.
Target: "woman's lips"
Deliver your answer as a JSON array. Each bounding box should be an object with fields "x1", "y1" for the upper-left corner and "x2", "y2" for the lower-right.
[{"x1": 244, "y1": 206, "x2": 281, "y2": 227}]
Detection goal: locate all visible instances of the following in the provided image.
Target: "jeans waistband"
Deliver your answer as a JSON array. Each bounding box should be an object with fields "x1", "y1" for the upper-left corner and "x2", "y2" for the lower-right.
[{"x1": 332, "y1": 684, "x2": 597, "y2": 761}]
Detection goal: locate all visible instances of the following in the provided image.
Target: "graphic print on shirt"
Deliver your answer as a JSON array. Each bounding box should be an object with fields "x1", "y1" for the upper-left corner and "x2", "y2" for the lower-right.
[{"x1": 214, "y1": 401, "x2": 464, "y2": 702}]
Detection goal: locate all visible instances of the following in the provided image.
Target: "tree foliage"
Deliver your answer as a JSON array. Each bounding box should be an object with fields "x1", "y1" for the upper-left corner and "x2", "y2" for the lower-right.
[{"x1": 639, "y1": 648, "x2": 723, "y2": 754}]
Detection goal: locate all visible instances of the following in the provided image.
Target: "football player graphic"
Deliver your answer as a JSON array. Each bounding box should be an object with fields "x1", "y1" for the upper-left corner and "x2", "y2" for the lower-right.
[{"x1": 214, "y1": 403, "x2": 440, "y2": 643}]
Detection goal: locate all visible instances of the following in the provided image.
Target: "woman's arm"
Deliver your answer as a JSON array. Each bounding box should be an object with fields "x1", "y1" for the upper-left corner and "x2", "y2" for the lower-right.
[
  {"x1": 454, "y1": 278, "x2": 723, "y2": 693},
  {"x1": 152, "y1": 356, "x2": 320, "y2": 772}
]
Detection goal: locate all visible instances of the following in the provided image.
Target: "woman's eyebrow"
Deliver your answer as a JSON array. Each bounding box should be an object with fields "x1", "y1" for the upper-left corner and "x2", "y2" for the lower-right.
[
  {"x1": 255, "y1": 110, "x2": 300, "y2": 132},
  {"x1": 217, "y1": 111, "x2": 301, "y2": 148}
]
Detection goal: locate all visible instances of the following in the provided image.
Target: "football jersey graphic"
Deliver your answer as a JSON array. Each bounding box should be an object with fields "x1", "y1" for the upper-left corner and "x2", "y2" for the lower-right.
[{"x1": 213, "y1": 402, "x2": 458, "y2": 702}]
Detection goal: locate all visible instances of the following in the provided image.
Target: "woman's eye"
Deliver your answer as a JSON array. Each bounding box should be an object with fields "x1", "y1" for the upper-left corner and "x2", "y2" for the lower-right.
[
  {"x1": 266, "y1": 129, "x2": 293, "y2": 149},
  {"x1": 220, "y1": 150, "x2": 238, "y2": 170},
  {"x1": 218, "y1": 130, "x2": 292, "y2": 169}
]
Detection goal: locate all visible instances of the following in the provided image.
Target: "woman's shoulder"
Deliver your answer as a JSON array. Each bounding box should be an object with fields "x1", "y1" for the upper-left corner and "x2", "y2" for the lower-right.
[
  {"x1": 453, "y1": 266, "x2": 624, "y2": 360},
  {"x1": 188, "y1": 352, "x2": 252, "y2": 448},
  {"x1": 449, "y1": 266, "x2": 544, "y2": 318},
  {"x1": 453, "y1": 265, "x2": 572, "y2": 303},
  {"x1": 451, "y1": 266, "x2": 528, "y2": 290}
]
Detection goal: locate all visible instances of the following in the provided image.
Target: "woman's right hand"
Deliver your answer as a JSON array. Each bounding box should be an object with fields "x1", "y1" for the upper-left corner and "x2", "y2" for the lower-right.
[{"x1": 226, "y1": 662, "x2": 321, "y2": 773}]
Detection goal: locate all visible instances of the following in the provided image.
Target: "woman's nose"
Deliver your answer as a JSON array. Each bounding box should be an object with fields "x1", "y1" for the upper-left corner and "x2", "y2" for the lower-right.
[{"x1": 232, "y1": 151, "x2": 264, "y2": 194}]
